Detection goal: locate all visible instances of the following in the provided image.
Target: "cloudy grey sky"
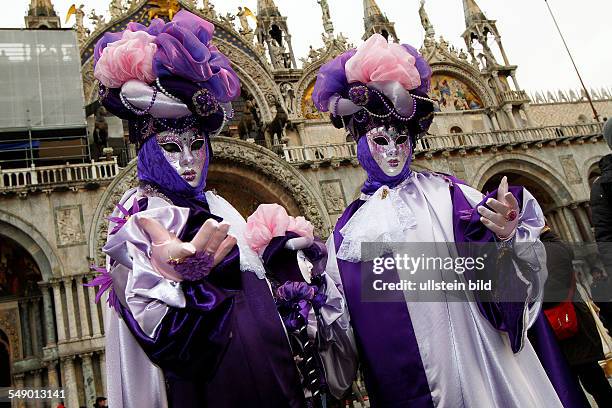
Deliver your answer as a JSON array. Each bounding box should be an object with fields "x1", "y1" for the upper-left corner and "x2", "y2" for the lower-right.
[{"x1": 3, "y1": 0, "x2": 610, "y2": 93}]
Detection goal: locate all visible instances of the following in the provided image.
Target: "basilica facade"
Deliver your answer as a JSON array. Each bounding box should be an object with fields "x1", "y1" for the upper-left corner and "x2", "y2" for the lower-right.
[{"x1": 0, "y1": 0, "x2": 610, "y2": 406}]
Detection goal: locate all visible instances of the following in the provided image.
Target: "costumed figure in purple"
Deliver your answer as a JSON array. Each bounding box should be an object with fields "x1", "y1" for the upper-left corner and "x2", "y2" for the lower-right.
[
  {"x1": 312, "y1": 34, "x2": 589, "y2": 408},
  {"x1": 91, "y1": 11, "x2": 357, "y2": 408}
]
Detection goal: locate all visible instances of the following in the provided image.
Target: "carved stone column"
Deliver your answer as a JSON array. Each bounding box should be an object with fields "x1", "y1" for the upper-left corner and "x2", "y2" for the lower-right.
[
  {"x1": 32, "y1": 369, "x2": 42, "y2": 408},
  {"x1": 86, "y1": 282, "x2": 102, "y2": 337},
  {"x1": 61, "y1": 356, "x2": 80, "y2": 408},
  {"x1": 30, "y1": 298, "x2": 42, "y2": 356},
  {"x1": 13, "y1": 373, "x2": 26, "y2": 408},
  {"x1": 574, "y1": 204, "x2": 595, "y2": 242},
  {"x1": 544, "y1": 211, "x2": 558, "y2": 235},
  {"x1": 46, "y1": 360, "x2": 61, "y2": 406},
  {"x1": 40, "y1": 284, "x2": 57, "y2": 345},
  {"x1": 51, "y1": 282, "x2": 66, "y2": 342},
  {"x1": 63, "y1": 278, "x2": 78, "y2": 340},
  {"x1": 502, "y1": 104, "x2": 517, "y2": 129},
  {"x1": 19, "y1": 301, "x2": 32, "y2": 357},
  {"x1": 81, "y1": 353, "x2": 97, "y2": 408},
  {"x1": 563, "y1": 205, "x2": 583, "y2": 242},
  {"x1": 76, "y1": 276, "x2": 91, "y2": 337},
  {"x1": 99, "y1": 351, "x2": 107, "y2": 396},
  {"x1": 553, "y1": 208, "x2": 573, "y2": 241}
]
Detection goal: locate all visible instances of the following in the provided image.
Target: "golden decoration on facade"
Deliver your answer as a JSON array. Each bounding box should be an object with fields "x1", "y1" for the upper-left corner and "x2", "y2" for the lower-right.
[{"x1": 148, "y1": 0, "x2": 181, "y2": 20}]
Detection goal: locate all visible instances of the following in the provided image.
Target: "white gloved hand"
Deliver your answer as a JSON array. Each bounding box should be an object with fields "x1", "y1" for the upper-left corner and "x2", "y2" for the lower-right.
[
  {"x1": 138, "y1": 217, "x2": 236, "y2": 281},
  {"x1": 477, "y1": 176, "x2": 520, "y2": 241}
]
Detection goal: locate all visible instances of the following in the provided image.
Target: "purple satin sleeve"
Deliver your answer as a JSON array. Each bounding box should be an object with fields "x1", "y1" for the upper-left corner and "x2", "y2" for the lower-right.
[
  {"x1": 452, "y1": 185, "x2": 533, "y2": 353},
  {"x1": 116, "y1": 247, "x2": 240, "y2": 379},
  {"x1": 262, "y1": 233, "x2": 359, "y2": 399}
]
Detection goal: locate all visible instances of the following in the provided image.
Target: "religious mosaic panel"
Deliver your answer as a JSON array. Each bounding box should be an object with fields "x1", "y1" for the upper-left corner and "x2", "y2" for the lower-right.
[
  {"x1": 302, "y1": 81, "x2": 325, "y2": 120},
  {"x1": 430, "y1": 74, "x2": 483, "y2": 112}
]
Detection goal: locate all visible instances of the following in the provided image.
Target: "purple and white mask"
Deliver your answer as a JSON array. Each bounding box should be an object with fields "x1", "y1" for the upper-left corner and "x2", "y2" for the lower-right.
[
  {"x1": 155, "y1": 129, "x2": 207, "y2": 188},
  {"x1": 365, "y1": 126, "x2": 411, "y2": 177}
]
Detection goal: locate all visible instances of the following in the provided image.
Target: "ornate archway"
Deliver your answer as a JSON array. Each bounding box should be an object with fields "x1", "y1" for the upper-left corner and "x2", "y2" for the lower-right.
[
  {"x1": 472, "y1": 154, "x2": 575, "y2": 209},
  {"x1": 0, "y1": 211, "x2": 61, "y2": 281},
  {"x1": 88, "y1": 137, "x2": 331, "y2": 264}
]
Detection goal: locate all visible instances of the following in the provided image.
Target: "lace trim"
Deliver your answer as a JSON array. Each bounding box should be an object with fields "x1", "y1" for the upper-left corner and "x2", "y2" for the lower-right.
[{"x1": 338, "y1": 183, "x2": 417, "y2": 262}]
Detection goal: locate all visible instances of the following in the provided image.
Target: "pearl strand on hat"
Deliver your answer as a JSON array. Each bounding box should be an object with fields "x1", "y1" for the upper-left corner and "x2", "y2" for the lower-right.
[
  {"x1": 120, "y1": 88, "x2": 157, "y2": 116},
  {"x1": 155, "y1": 78, "x2": 183, "y2": 102}
]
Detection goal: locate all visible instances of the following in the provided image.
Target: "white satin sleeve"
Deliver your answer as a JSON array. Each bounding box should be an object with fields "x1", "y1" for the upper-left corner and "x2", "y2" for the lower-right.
[{"x1": 103, "y1": 191, "x2": 189, "y2": 338}]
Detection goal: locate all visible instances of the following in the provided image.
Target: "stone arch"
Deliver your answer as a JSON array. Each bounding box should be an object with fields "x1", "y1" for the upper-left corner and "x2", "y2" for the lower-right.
[
  {"x1": 473, "y1": 155, "x2": 574, "y2": 210},
  {"x1": 88, "y1": 137, "x2": 331, "y2": 264},
  {"x1": 0, "y1": 210, "x2": 60, "y2": 281},
  {"x1": 584, "y1": 155, "x2": 603, "y2": 189}
]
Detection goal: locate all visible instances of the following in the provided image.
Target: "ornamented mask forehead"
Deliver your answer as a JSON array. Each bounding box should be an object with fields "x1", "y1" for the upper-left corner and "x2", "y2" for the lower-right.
[
  {"x1": 365, "y1": 126, "x2": 412, "y2": 177},
  {"x1": 155, "y1": 129, "x2": 207, "y2": 188}
]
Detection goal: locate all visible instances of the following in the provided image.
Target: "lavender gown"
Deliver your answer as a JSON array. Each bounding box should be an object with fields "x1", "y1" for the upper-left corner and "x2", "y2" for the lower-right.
[{"x1": 328, "y1": 172, "x2": 588, "y2": 408}]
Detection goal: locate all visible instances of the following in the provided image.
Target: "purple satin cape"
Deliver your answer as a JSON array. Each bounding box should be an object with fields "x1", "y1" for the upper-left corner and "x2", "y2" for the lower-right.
[
  {"x1": 334, "y1": 200, "x2": 434, "y2": 407},
  {"x1": 117, "y1": 206, "x2": 305, "y2": 407},
  {"x1": 334, "y1": 180, "x2": 588, "y2": 408}
]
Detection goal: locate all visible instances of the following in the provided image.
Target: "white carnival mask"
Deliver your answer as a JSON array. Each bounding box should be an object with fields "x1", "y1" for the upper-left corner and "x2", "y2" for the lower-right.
[
  {"x1": 365, "y1": 126, "x2": 411, "y2": 177},
  {"x1": 156, "y1": 129, "x2": 207, "y2": 188}
]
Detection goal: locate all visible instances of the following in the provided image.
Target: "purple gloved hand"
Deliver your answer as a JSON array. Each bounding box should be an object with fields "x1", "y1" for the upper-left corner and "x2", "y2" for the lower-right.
[{"x1": 138, "y1": 217, "x2": 237, "y2": 282}]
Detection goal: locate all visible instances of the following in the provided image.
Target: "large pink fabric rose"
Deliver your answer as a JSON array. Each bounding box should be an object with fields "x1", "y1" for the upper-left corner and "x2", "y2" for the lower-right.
[
  {"x1": 287, "y1": 216, "x2": 314, "y2": 240},
  {"x1": 245, "y1": 204, "x2": 315, "y2": 255},
  {"x1": 245, "y1": 204, "x2": 291, "y2": 255},
  {"x1": 94, "y1": 30, "x2": 157, "y2": 88},
  {"x1": 345, "y1": 34, "x2": 421, "y2": 91}
]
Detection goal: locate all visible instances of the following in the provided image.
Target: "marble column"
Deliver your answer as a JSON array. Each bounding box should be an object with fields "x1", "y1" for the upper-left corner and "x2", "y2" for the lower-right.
[
  {"x1": 563, "y1": 206, "x2": 583, "y2": 242},
  {"x1": 51, "y1": 282, "x2": 66, "y2": 342},
  {"x1": 554, "y1": 208, "x2": 573, "y2": 242},
  {"x1": 30, "y1": 299, "x2": 42, "y2": 356},
  {"x1": 19, "y1": 301, "x2": 32, "y2": 357},
  {"x1": 574, "y1": 204, "x2": 595, "y2": 242},
  {"x1": 502, "y1": 105, "x2": 517, "y2": 129},
  {"x1": 46, "y1": 360, "x2": 61, "y2": 406},
  {"x1": 33, "y1": 369, "x2": 42, "y2": 408},
  {"x1": 86, "y1": 281, "x2": 102, "y2": 337},
  {"x1": 76, "y1": 276, "x2": 91, "y2": 338},
  {"x1": 40, "y1": 284, "x2": 56, "y2": 346},
  {"x1": 99, "y1": 351, "x2": 107, "y2": 396},
  {"x1": 13, "y1": 374, "x2": 26, "y2": 408},
  {"x1": 61, "y1": 356, "x2": 80, "y2": 408},
  {"x1": 490, "y1": 113, "x2": 500, "y2": 130},
  {"x1": 544, "y1": 211, "x2": 560, "y2": 236},
  {"x1": 81, "y1": 353, "x2": 97, "y2": 408},
  {"x1": 63, "y1": 278, "x2": 78, "y2": 340}
]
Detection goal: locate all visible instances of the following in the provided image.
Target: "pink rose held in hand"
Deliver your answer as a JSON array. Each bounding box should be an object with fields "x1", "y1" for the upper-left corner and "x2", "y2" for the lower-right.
[
  {"x1": 345, "y1": 34, "x2": 422, "y2": 91},
  {"x1": 244, "y1": 204, "x2": 314, "y2": 255},
  {"x1": 94, "y1": 30, "x2": 157, "y2": 88}
]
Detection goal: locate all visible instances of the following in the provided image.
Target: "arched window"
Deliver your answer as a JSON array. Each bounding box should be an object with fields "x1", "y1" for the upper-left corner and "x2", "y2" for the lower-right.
[{"x1": 450, "y1": 126, "x2": 463, "y2": 134}]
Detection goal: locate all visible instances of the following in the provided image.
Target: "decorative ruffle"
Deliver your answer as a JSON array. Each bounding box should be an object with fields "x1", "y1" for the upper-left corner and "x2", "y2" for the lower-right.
[{"x1": 337, "y1": 181, "x2": 417, "y2": 262}]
